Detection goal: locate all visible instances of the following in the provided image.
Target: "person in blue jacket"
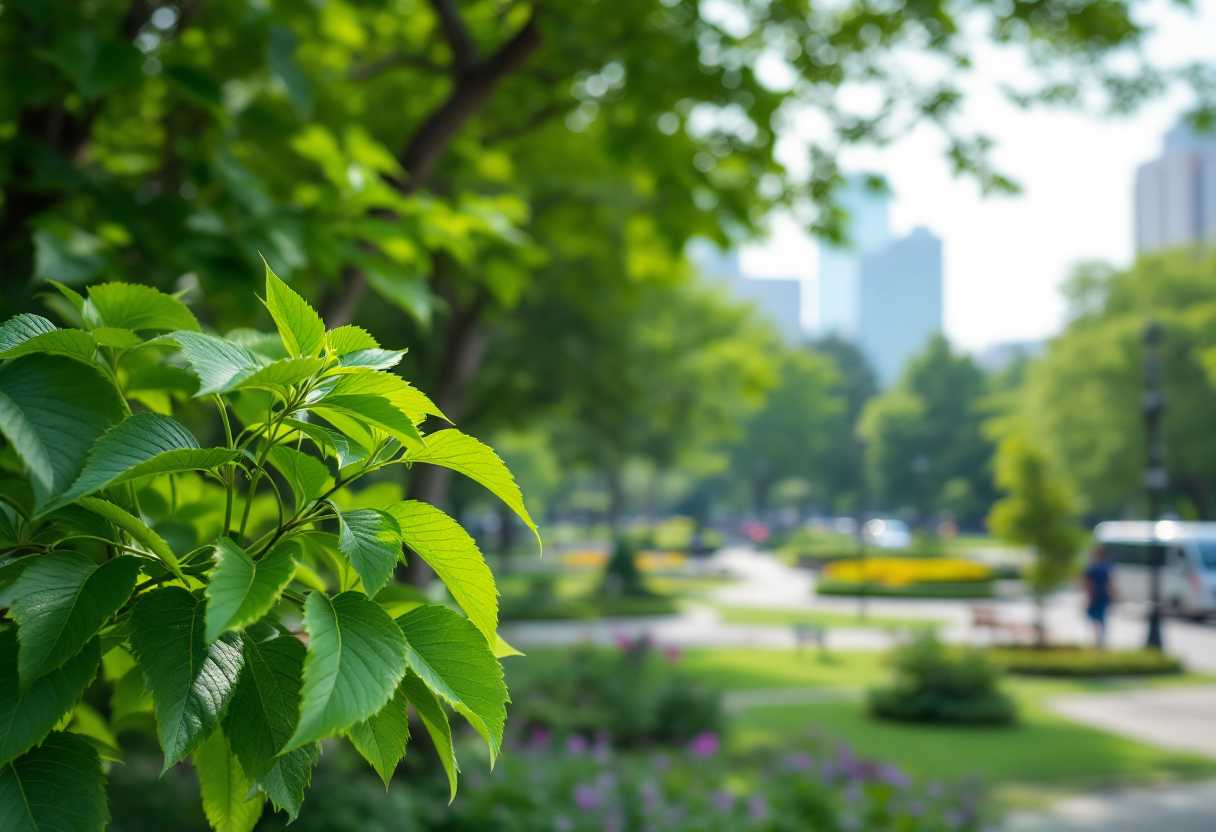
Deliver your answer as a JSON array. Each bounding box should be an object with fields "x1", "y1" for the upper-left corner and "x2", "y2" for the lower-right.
[{"x1": 1083, "y1": 545, "x2": 1116, "y2": 649}]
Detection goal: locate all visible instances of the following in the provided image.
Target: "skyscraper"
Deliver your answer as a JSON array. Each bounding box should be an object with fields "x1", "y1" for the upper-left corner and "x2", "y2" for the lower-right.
[
  {"x1": 816, "y1": 179, "x2": 892, "y2": 338},
  {"x1": 814, "y1": 177, "x2": 943, "y2": 386},
  {"x1": 1135, "y1": 122, "x2": 1216, "y2": 252},
  {"x1": 687, "y1": 241, "x2": 803, "y2": 343},
  {"x1": 858, "y1": 227, "x2": 943, "y2": 386}
]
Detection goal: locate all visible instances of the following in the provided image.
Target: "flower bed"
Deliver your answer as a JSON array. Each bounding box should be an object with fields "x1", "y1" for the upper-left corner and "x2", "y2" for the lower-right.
[{"x1": 818, "y1": 557, "x2": 994, "y2": 598}]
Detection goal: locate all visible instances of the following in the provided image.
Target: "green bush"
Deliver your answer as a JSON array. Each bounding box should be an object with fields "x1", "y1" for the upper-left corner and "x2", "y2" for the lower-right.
[
  {"x1": 505, "y1": 638, "x2": 723, "y2": 746},
  {"x1": 869, "y1": 633, "x2": 1016, "y2": 725},
  {"x1": 0, "y1": 275, "x2": 530, "y2": 830},
  {"x1": 992, "y1": 648, "x2": 1184, "y2": 677}
]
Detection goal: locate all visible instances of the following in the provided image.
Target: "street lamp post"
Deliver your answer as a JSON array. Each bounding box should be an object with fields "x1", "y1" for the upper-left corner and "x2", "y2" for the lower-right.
[{"x1": 1142, "y1": 322, "x2": 1167, "y2": 651}]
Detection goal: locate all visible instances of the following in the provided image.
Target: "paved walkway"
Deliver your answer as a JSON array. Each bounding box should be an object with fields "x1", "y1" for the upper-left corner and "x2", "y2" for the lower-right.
[
  {"x1": 1047, "y1": 685, "x2": 1216, "y2": 759},
  {"x1": 1004, "y1": 780, "x2": 1216, "y2": 832}
]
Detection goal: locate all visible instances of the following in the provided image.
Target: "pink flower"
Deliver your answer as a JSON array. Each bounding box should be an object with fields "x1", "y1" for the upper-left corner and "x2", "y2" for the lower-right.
[
  {"x1": 688, "y1": 731, "x2": 718, "y2": 757},
  {"x1": 567, "y1": 734, "x2": 589, "y2": 755}
]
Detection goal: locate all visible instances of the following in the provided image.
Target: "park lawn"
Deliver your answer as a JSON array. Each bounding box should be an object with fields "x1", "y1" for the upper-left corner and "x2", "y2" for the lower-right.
[
  {"x1": 678, "y1": 648, "x2": 1216, "y2": 799},
  {"x1": 706, "y1": 604, "x2": 942, "y2": 630},
  {"x1": 680, "y1": 648, "x2": 890, "y2": 690}
]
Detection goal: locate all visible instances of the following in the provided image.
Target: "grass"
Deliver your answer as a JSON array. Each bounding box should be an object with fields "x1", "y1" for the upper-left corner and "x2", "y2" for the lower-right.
[
  {"x1": 674, "y1": 648, "x2": 1216, "y2": 801},
  {"x1": 817, "y1": 579, "x2": 995, "y2": 598},
  {"x1": 706, "y1": 604, "x2": 941, "y2": 630}
]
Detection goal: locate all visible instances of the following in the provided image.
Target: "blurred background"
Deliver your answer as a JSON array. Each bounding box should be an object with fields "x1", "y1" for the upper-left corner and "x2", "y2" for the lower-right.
[{"x1": 4, "y1": 0, "x2": 1216, "y2": 829}]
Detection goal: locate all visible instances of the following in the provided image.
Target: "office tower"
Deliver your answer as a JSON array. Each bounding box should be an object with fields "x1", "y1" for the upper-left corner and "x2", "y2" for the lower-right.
[
  {"x1": 816, "y1": 178, "x2": 892, "y2": 338},
  {"x1": 858, "y1": 227, "x2": 943, "y2": 387},
  {"x1": 687, "y1": 241, "x2": 803, "y2": 343},
  {"x1": 1135, "y1": 122, "x2": 1216, "y2": 252}
]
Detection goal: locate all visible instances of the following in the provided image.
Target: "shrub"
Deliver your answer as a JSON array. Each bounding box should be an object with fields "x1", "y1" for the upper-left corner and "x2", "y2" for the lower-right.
[
  {"x1": 0, "y1": 273, "x2": 531, "y2": 830},
  {"x1": 505, "y1": 638, "x2": 723, "y2": 746},
  {"x1": 992, "y1": 648, "x2": 1184, "y2": 677},
  {"x1": 869, "y1": 633, "x2": 1017, "y2": 725}
]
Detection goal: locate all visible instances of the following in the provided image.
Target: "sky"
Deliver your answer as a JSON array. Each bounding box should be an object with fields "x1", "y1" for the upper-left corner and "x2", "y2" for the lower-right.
[{"x1": 738, "y1": 0, "x2": 1216, "y2": 353}]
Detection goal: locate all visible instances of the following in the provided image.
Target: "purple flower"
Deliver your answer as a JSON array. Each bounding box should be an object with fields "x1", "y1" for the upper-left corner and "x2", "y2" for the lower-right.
[
  {"x1": 876, "y1": 764, "x2": 910, "y2": 789},
  {"x1": 747, "y1": 795, "x2": 768, "y2": 822},
  {"x1": 651, "y1": 753, "x2": 671, "y2": 772},
  {"x1": 594, "y1": 731, "x2": 613, "y2": 762},
  {"x1": 843, "y1": 782, "x2": 862, "y2": 805},
  {"x1": 664, "y1": 645, "x2": 683, "y2": 663},
  {"x1": 688, "y1": 731, "x2": 718, "y2": 757},
  {"x1": 530, "y1": 726, "x2": 552, "y2": 750},
  {"x1": 819, "y1": 762, "x2": 837, "y2": 783},
  {"x1": 784, "y1": 752, "x2": 813, "y2": 772},
  {"x1": 615, "y1": 633, "x2": 635, "y2": 651},
  {"x1": 568, "y1": 734, "x2": 589, "y2": 755},
  {"x1": 639, "y1": 781, "x2": 660, "y2": 810},
  {"x1": 553, "y1": 816, "x2": 574, "y2": 832},
  {"x1": 573, "y1": 784, "x2": 602, "y2": 812},
  {"x1": 712, "y1": 789, "x2": 735, "y2": 812},
  {"x1": 905, "y1": 800, "x2": 926, "y2": 816},
  {"x1": 602, "y1": 813, "x2": 622, "y2": 832}
]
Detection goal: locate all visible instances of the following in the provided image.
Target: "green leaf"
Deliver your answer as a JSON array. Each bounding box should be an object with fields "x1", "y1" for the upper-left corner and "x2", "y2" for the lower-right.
[
  {"x1": 284, "y1": 591, "x2": 407, "y2": 751},
  {"x1": 266, "y1": 446, "x2": 332, "y2": 510},
  {"x1": 224, "y1": 634, "x2": 319, "y2": 819},
  {"x1": 281, "y1": 419, "x2": 366, "y2": 469},
  {"x1": 193, "y1": 729, "x2": 265, "y2": 832},
  {"x1": 0, "y1": 315, "x2": 56, "y2": 352},
  {"x1": 396, "y1": 604, "x2": 507, "y2": 764},
  {"x1": 46, "y1": 281, "x2": 87, "y2": 315},
  {"x1": 40, "y1": 413, "x2": 239, "y2": 515},
  {"x1": 90, "y1": 327, "x2": 143, "y2": 349},
  {"x1": 0, "y1": 731, "x2": 109, "y2": 832},
  {"x1": 0, "y1": 329, "x2": 96, "y2": 363},
  {"x1": 0, "y1": 354, "x2": 126, "y2": 512},
  {"x1": 400, "y1": 671, "x2": 458, "y2": 801},
  {"x1": 237, "y1": 357, "x2": 324, "y2": 392},
  {"x1": 171, "y1": 332, "x2": 261, "y2": 396},
  {"x1": 336, "y1": 508, "x2": 402, "y2": 595},
  {"x1": 348, "y1": 682, "x2": 409, "y2": 788},
  {"x1": 337, "y1": 349, "x2": 405, "y2": 371},
  {"x1": 406, "y1": 429, "x2": 538, "y2": 544},
  {"x1": 386, "y1": 500, "x2": 498, "y2": 648},
  {"x1": 264, "y1": 264, "x2": 324, "y2": 358},
  {"x1": 204, "y1": 539, "x2": 297, "y2": 643},
  {"x1": 325, "y1": 325, "x2": 378, "y2": 356},
  {"x1": 77, "y1": 497, "x2": 186, "y2": 582},
  {"x1": 310, "y1": 394, "x2": 424, "y2": 450},
  {"x1": 9, "y1": 553, "x2": 140, "y2": 688},
  {"x1": 85, "y1": 282, "x2": 200, "y2": 332},
  {"x1": 128, "y1": 587, "x2": 245, "y2": 770},
  {"x1": 320, "y1": 370, "x2": 446, "y2": 423},
  {"x1": 0, "y1": 631, "x2": 100, "y2": 767}
]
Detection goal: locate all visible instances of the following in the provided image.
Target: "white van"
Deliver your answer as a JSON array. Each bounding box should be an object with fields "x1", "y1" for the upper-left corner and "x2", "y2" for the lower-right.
[{"x1": 1094, "y1": 521, "x2": 1216, "y2": 618}]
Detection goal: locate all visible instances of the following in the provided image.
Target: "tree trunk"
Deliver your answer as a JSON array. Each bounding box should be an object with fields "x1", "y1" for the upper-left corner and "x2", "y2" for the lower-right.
[
  {"x1": 1033, "y1": 594, "x2": 1047, "y2": 649},
  {"x1": 605, "y1": 462, "x2": 624, "y2": 534}
]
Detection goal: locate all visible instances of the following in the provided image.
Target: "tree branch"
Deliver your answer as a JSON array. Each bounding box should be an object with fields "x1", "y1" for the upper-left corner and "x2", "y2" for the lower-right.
[
  {"x1": 430, "y1": 0, "x2": 479, "y2": 75},
  {"x1": 398, "y1": 14, "x2": 542, "y2": 192}
]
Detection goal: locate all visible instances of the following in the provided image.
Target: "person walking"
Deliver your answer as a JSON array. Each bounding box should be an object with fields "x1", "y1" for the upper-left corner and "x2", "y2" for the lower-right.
[{"x1": 1083, "y1": 545, "x2": 1116, "y2": 649}]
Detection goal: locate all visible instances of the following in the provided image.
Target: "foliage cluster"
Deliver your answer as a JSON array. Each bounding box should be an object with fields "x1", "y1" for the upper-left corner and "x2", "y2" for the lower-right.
[
  {"x1": 991, "y1": 647, "x2": 1183, "y2": 677},
  {"x1": 0, "y1": 272, "x2": 534, "y2": 831},
  {"x1": 504, "y1": 639, "x2": 723, "y2": 748},
  {"x1": 868, "y1": 633, "x2": 1016, "y2": 726},
  {"x1": 1022, "y1": 251, "x2": 1216, "y2": 518},
  {"x1": 498, "y1": 570, "x2": 679, "y2": 621}
]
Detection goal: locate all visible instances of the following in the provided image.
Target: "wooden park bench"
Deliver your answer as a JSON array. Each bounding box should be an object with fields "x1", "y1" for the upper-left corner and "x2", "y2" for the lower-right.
[{"x1": 970, "y1": 605, "x2": 1037, "y2": 646}]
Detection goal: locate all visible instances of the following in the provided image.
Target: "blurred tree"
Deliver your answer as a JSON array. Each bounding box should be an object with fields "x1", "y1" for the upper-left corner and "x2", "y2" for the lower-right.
[
  {"x1": 988, "y1": 432, "x2": 1083, "y2": 646},
  {"x1": 481, "y1": 276, "x2": 776, "y2": 529},
  {"x1": 860, "y1": 335, "x2": 994, "y2": 522},
  {"x1": 731, "y1": 348, "x2": 846, "y2": 516},
  {"x1": 1022, "y1": 251, "x2": 1216, "y2": 517},
  {"x1": 808, "y1": 336, "x2": 879, "y2": 511}
]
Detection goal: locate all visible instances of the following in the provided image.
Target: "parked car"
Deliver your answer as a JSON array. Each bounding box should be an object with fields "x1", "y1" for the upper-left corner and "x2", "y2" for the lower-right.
[
  {"x1": 863, "y1": 518, "x2": 912, "y2": 550},
  {"x1": 1094, "y1": 521, "x2": 1216, "y2": 618}
]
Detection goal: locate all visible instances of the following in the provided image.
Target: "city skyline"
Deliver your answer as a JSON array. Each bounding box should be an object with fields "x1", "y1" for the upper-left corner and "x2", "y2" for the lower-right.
[{"x1": 738, "y1": 0, "x2": 1216, "y2": 353}]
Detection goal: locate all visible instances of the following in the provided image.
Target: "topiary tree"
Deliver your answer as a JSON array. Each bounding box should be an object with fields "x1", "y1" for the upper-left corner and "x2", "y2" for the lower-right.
[
  {"x1": 988, "y1": 432, "x2": 1083, "y2": 647},
  {"x1": 0, "y1": 267, "x2": 535, "y2": 830}
]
